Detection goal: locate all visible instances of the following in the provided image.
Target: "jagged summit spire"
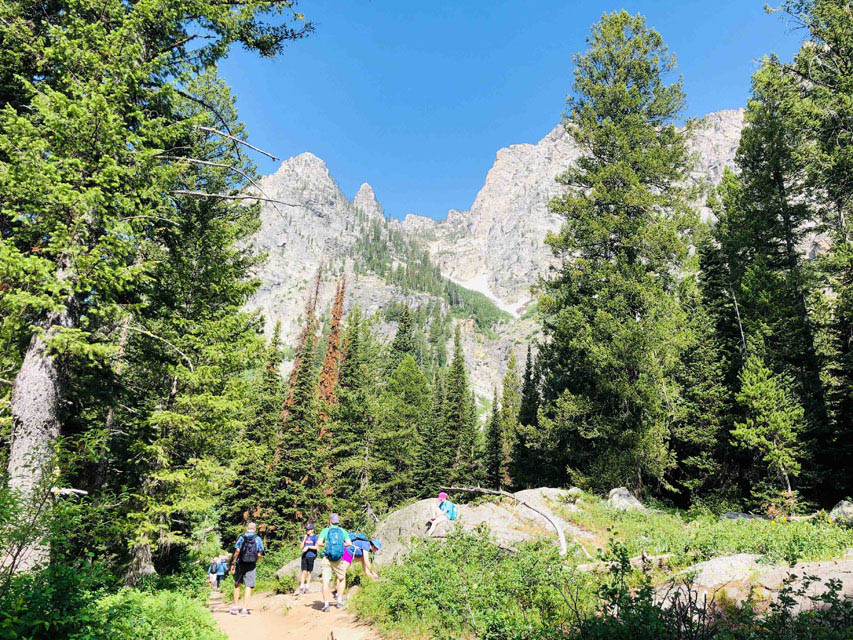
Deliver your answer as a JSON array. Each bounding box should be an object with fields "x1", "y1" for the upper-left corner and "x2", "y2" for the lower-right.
[{"x1": 353, "y1": 182, "x2": 383, "y2": 218}]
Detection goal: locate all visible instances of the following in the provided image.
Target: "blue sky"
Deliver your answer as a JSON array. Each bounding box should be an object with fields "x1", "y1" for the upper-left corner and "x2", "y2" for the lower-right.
[{"x1": 220, "y1": 1, "x2": 802, "y2": 220}]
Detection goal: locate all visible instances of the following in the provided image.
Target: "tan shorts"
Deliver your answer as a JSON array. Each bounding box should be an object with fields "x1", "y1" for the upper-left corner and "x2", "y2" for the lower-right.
[{"x1": 321, "y1": 556, "x2": 350, "y2": 582}]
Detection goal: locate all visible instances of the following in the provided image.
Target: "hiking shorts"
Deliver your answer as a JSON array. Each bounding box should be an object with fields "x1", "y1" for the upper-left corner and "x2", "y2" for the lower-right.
[
  {"x1": 321, "y1": 556, "x2": 349, "y2": 583},
  {"x1": 301, "y1": 555, "x2": 316, "y2": 573},
  {"x1": 233, "y1": 561, "x2": 257, "y2": 588}
]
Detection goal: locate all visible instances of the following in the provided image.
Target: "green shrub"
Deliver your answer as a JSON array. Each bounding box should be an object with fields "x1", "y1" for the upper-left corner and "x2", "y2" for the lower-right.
[
  {"x1": 81, "y1": 589, "x2": 225, "y2": 640},
  {"x1": 353, "y1": 526, "x2": 597, "y2": 639}
]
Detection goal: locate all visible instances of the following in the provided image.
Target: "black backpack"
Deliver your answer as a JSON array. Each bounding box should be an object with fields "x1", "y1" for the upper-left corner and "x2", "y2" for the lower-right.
[{"x1": 239, "y1": 535, "x2": 259, "y2": 563}]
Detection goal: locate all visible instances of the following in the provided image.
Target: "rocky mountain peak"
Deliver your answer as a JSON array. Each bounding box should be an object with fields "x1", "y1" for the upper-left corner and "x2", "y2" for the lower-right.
[{"x1": 353, "y1": 182, "x2": 383, "y2": 219}]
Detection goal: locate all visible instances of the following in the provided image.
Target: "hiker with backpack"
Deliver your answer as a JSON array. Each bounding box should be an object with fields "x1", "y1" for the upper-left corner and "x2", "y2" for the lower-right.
[
  {"x1": 207, "y1": 556, "x2": 218, "y2": 589},
  {"x1": 295, "y1": 522, "x2": 319, "y2": 595},
  {"x1": 427, "y1": 491, "x2": 458, "y2": 536},
  {"x1": 215, "y1": 556, "x2": 228, "y2": 589},
  {"x1": 317, "y1": 513, "x2": 352, "y2": 612},
  {"x1": 229, "y1": 522, "x2": 264, "y2": 616},
  {"x1": 346, "y1": 533, "x2": 382, "y2": 579}
]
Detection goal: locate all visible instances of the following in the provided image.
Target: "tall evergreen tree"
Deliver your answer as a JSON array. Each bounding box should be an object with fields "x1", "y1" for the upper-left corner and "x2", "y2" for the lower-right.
[
  {"x1": 379, "y1": 355, "x2": 430, "y2": 504},
  {"x1": 732, "y1": 340, "x2": 805, "y2": 508},
  {"x1": 715, "y1": 60, "x2": 827, "y2": 441},
  {"x1": 277, "y1": 313, "x2": 322, "y2": 527},
  {"x1": 499, "y1": 352, "x2": 520, "y2": 489},
  {"x1": 484, "y1": 388, "x2": 503, "y2": 489},
  {"x1": 445, "y1": 326, "x2": 477, "y2": 484},
  {"x1": 513, "y1": 346, "x2": 541, "y2": 488},
  {"x1": 0, "y1": 0, "x2": 311, "y2": 570},
  {"x1": 415, "y1": 372, "x2": 451, "y2": 496},
  {"x1": 388, "y1": 306, "x2": 417, "y2": 370},
  {"x1": 331, "y1": 307, "x2": 383, "y2": 523},
  {"x1": 538, "y1": 10, "x2": 696, "y2": 491}
]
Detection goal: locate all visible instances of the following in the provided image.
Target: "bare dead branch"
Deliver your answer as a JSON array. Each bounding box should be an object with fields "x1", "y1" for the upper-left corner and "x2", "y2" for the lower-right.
[
  {"x1": 125, "y1": 326, "x2": 194, "y2": 372},
  {"x1": 195, "y1": 125, "x2": 279, "y2": 161},
  {"x1": 442, "y1": 485, "x2": 567, "y2": 556},
  {"x1": 170, "y1": 190, "x2": 299, "y2": 206}
]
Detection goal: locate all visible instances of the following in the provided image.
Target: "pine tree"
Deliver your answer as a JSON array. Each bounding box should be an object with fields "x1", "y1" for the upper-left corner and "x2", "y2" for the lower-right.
[
  {"x1": 0, "y1": 0, "x2": 312, "y2": 570},
  {"x1": 538, "y1": 10, "x2": 696, "y2": 491},
  {"x1": 415, "y1": 372, "x2": 450, "y2": 496},
  {"x1": 277, "y1": 314, "x2": 322, "y2": 527},
  {"x1": 445, "y1": 326, "x2": 476, "y2": 484},
  {"x1": 317, "y1": 277, "x2": 346, "y2": 504},
  {"x1": 388, "y1": 305, "x2": 417, "y2": 370},
  {"x1": 484, "y1": 388, "x2": 503, "y2": 489},
  {"x1": 732, "y1": 340, "x2": 805, "y2": 506},
  {"x1": 379, "y1": 354, "x2": 430, "y2": 504},
  {"x1": 513, "y1": 346, "x2": 541, "y2": 488},
  {"x1": 499, "y1": 352, "x2": 520, "y2": 489},
  {"x1": 222, "y1": 323, "x2": 287, "y2": 539},
  {"x1": 330, "y1": 306, "x2": 383, "y2": 524},
  {"x1": 716, "y1": 59, "x2": 827, "y2": 440}
]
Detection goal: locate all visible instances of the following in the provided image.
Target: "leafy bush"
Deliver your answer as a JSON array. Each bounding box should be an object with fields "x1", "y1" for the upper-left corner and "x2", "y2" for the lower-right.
[
  {"x1": 80, "y1": 589, "x2": 225, "y2": 640},
  {"x1": 353, "y1": 526, "x2": 596, "y2": 639}
]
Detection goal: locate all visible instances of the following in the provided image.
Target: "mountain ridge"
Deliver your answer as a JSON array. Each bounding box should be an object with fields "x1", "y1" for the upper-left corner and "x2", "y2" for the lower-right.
[{"x1": 247, "y1": 109, "x2": 746, "y2": 397}]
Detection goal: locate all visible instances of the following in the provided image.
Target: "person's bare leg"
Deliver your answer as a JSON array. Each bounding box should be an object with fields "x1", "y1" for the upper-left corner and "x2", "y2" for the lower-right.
[
  {"x1": 336, "y1": 574, "x2": 346, "y2": 603},
  {"x1": 232, "y1": 584, "x2": 240, "y2": 610},
  {"x1": 322, "y1": 577, "x2": 332, "y2": 603},
  {"x1": 427, "y1": 515, "x2": 446, "y2": 536},
  {"x1": 244, "y1": 586, "x2": 252, "y2": 610}
]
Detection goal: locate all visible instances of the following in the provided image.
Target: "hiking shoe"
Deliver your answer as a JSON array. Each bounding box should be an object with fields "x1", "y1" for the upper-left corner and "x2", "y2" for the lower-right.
[
  {"x1": 229, "y1": 607, "x2": 239, "y2": 615},
  {"x1": 240, "y1": 608, "x2": 249, "y2": 617},
  {"x1": 322, "y1": 602, "x2": 330, "y2": 613},
  {"x1": 336, "y1": 599, "x2": 345, "y2": 609}
]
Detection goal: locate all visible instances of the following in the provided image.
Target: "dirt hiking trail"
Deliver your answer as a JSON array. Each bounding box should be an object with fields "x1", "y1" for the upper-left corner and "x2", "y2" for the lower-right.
[{"x1": 209, "y1": 586, "x2": 382, "y2": 640}]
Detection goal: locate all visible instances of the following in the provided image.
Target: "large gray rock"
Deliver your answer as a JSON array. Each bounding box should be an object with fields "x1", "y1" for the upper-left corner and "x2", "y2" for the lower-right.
[
  {"x1": 607, "y1": 487, "x2": 646, "y2": 511},
  {"x1": 370, "y1": 488, "x2": 590, "y2": 566},
  {"x1": 829, "y1": 500, "x2": 853, "y2": 523},
  {"x1": 721, "y1": 512, "x2": 764, "y2": 521},
  {"x1": 667, "y1": 554, "x2": 853, "y2": 614},
  {"x1": 274, "y1": 556, "x2": 320, "y2": 583}
]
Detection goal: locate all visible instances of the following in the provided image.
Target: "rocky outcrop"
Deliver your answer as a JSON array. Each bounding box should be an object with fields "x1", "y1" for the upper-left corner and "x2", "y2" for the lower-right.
[
  {"x1": 247, "y1": 111, "x2": 745, "y2": 398},
  {"x1": 370, "y1": 488, "x2": 591, "y2": 566},
  {"x1": 829, "y1": 500, "x2": 853, "y2": 523},
  {"x1": 607, "y1": 487, "x2": 646, "y2": 511},
  {"x1": 668, "y1": 552, "x2": 853, "y2": 613}
]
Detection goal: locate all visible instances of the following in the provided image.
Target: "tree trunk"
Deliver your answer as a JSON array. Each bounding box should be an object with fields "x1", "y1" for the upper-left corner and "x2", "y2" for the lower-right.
[{"x1": 7, "y1": 303, "x2": 77, "y2": 571}]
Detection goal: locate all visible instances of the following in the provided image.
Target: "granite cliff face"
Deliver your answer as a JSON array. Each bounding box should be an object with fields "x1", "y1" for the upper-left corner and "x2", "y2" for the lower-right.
[
  {"x1": 247, "y1": 110, "x2": 746, "y2": 397},
  {"x1": 401, "y1": 109, "x2": 745, "y2": 309}
]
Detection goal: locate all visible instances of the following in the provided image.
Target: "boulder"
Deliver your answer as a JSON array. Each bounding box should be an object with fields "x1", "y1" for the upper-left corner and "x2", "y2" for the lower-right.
[
  {"x1": 682, "y1": 554, "x2": 763, "y2": 589},
  {"x1": 607, "y1": 487, "x2": 645, "y2": 511},
  {"x1": 669, "y1": 554, "x2": 853, "y2": 614},
  {"x1": 274, "y1": 556, "x2": 320, "y2": 583},
  {"x1": 370, "y1": 488, "x2": 590, "y2": 567},
  {"x1": 829, "y1": 500, "x2": 853, "y2": 523},
  {"x1": 721, "y1": 512, "x2": 764, "y2": 520}
]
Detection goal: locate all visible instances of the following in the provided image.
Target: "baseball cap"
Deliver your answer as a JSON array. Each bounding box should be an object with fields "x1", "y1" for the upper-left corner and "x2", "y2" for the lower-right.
[
  {"x1": 330, "y1": 513, "x2": 340, "y2": 524},
  {"x1": 306, "y1": 522, "x2": 314, "y2": 530},
  {"x1": 371, "y1": 538, "x2": 382, "y2": 551}
]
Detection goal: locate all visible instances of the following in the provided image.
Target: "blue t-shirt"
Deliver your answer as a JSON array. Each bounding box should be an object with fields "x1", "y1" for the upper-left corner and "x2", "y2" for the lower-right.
[
  {"x1": 301, "y1": 534, "x2": 318, "y2": 559},
  {"x1": 235, "y1": 533, "x2": 264, "y2": 561},
  {"x1": 216, "y1": 561, "x2": 227, "y2": 576}
]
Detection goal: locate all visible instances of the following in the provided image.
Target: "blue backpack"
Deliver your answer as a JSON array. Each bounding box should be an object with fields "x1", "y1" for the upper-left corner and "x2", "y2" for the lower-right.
[
  {"x1": 325, "y1": 526, "x2": 346, "y2": 561},
  {"x1": 440, "y1": 500, "x2": 458, "y2": 521}
]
